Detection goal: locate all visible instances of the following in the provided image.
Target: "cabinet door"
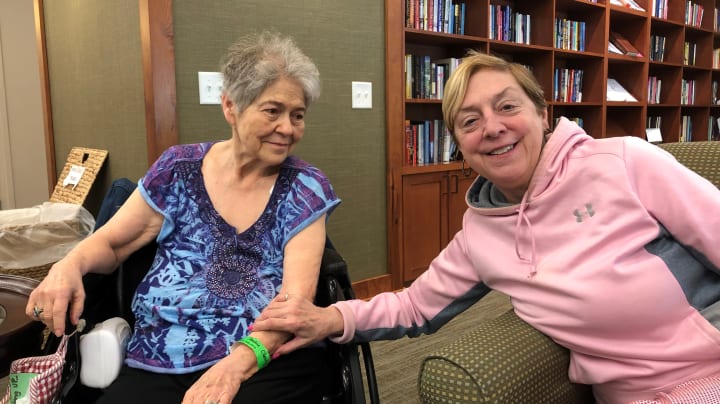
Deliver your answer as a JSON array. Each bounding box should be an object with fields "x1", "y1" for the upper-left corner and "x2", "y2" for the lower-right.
[
  {"x1": 401, "y1": 172, "x2": 448, "y2": 282},
  {"x1": 447, "y1": 170, "x2": 476, "y2": 241}
]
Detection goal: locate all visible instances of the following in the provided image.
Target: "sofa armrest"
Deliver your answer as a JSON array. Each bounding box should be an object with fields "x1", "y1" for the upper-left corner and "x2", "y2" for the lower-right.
[{"x1": 418, "y1": 309, "x2": 594, "y2": 404}]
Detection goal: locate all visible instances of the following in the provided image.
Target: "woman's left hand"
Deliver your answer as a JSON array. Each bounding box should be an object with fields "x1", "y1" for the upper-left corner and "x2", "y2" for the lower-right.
[{"x1": 181, "y1": 351, "x2": 249, "y2": 404}]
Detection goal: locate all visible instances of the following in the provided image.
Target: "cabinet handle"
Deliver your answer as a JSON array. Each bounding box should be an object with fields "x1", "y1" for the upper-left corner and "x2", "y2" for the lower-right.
[{"x1": 450, "y1": 174, "x2": 458, "y2": 194}]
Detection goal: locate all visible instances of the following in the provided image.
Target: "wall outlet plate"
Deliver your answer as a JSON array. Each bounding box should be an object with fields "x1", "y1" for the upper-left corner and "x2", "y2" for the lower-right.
[
  {"x1": 198, "y1": 71, "x2": 223, "y2": 105},
  {"x1": 352, "y1": 81, "x2": 372, "y2": 109}
]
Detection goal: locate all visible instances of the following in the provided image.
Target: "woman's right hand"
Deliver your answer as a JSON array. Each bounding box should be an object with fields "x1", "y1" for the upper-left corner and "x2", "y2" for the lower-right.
[
  {"x1": 252, "y1": 294, "x2": 345, "y2": 357},
  {"x1": 25, "y1": 260, "x2": 86, "y2": 337}
]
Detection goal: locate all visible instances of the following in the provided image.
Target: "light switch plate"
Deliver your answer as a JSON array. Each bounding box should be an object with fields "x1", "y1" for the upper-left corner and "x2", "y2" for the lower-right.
[
  {"x1": 198, "y1": 71, "x2": 223, "y2": 105},
  {"x1": 352, "y1": 81, "x2": 372, "y2": 109}
]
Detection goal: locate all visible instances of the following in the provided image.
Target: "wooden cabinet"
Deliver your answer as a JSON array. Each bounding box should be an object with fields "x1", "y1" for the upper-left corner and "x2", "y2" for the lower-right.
[
  {"x1": 385, "y1": 0, "x2": 720, "y2": 287},
  {"x1": 401, "y1": 169, "x2": 474, "y2": 283}
]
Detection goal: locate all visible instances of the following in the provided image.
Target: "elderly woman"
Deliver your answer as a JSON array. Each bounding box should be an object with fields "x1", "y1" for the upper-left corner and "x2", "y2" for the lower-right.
[
  {"x1": 253, "y1": 50, "x2": 720, "y2": 403},
  {"x1": 26, "y1": 31, "x2": 339, "y2": 404}
]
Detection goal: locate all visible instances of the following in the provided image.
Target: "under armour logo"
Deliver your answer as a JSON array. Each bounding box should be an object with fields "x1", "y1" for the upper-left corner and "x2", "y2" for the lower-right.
[{"x1": 573, "y1": 204, "x2": 595, "y2": 222}]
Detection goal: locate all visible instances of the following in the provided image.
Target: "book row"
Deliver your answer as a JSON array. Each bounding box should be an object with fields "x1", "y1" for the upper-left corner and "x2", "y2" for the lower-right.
[
  {"x1": 404, "y1": 119, "x2": 459, "y2": 166},
  {"x1": 405, "y1": 0, "x2": 466, "y2": 35},
  {"x1": 554, "y1": 18, "x2": 586, "y2": 52},
  {"x1": 684, "y1": 42, "x2": 698, "y2": 66},
  {"x1": 685, "y1": 1, "x2": 705, "y2": 27},
  {"x1": 647, "y1": 115, "x2": 720, "y2": 142},
  {"x1": 651, "y1": 0, "x2": 669, "y2": 18},
  {"x1": 553, "y1": 68, "x2": 583, "y2": 103},
  {"x1": 681, "y1": 78, "x2": 697, "y2": 105},
  {"x1": 650, "y1": 35, "x2": 666, "y2": 62},
  {"x1": 489, "y1": 5, "x2": 530, "y2": 44},
  {"x1": 648, "y1": 76, "x2": 662, "y2": 104},
  {"x1": 404, "y1": 54, "x2": 460, "y2": 100}
]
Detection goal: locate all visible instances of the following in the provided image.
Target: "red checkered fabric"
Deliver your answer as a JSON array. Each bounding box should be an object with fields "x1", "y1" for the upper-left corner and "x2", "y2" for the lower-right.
[
  {"x1": 630, "y1": 376, "x2": 720, "y2": 404},
  {"x1": 1, "y1": 334, "x2": 69, "y2": 404}
]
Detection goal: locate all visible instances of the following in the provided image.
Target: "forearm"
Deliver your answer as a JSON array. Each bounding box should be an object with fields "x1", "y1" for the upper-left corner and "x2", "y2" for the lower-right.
[{"x1": 56, "y1": 234, "x2": 122, "y2": 276}]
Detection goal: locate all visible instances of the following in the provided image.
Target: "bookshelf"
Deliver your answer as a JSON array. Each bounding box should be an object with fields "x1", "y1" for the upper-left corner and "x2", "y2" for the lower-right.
[{"x1": 385, "y1": 0, "x2": 720, "y2": 286}]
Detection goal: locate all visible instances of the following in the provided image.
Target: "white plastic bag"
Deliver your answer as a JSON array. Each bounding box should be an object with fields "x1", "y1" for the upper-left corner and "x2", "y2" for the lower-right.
[{"x1": 0, "y1": 202, "x2": 94, "y2": 270}]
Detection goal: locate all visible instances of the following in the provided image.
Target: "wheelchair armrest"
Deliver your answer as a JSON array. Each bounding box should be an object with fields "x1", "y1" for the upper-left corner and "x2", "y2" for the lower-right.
[{"x1": 316, "y1": 247, "x2": 354, "y2": 307}]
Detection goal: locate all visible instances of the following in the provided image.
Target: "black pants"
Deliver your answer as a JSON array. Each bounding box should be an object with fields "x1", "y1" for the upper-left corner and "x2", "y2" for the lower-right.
[{"x1": 95, "y1": 347, "x2": 329, "y2": 403}]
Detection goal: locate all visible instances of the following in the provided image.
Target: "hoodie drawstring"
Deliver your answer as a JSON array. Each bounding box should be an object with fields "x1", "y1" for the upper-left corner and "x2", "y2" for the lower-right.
[{"x1": 514, "y1": 192, "x2": 538, "y2": 279}]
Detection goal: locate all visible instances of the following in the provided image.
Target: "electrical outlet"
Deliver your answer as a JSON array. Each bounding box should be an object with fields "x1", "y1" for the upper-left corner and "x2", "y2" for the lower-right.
[
  {"x1": 198, "y1": 72, "x2": 223, "y2": 105},
  {"x1": 352, "y1": 81, "x2": 372, "y2": 109}
]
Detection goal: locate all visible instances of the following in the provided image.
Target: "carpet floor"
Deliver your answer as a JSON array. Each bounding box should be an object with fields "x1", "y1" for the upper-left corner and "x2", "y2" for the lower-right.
[{"x1": 362, "y1": 290, "x2": 512, "y2": 403}]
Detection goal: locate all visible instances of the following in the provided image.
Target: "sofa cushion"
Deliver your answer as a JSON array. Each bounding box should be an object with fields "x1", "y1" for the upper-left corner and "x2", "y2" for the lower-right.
[
  {"x1": 658, "y1": 141, "x2": 720, "y2": 188},
  {"x1": 418, "y1": 310, "x2": 594, "y2": 404}
]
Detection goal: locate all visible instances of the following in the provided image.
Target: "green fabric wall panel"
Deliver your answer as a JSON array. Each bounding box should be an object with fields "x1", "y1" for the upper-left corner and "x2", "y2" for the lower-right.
[
  {"x1": 44, "y1": 0, "x2": 147, "y2": 214},
  {"x1": 173, "y1": 0, "x2": 387, "y2": 280},
  {"x1": 44, "y1": 0, "x2": 387, "y2": 280}
]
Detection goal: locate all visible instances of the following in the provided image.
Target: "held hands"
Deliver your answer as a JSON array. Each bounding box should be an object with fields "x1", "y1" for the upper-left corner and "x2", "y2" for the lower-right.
[
  {"x1": 252, "y1": 294, "x2": 344, "y2": 357},
  {"x1": 25, "y1": 261, "x2": 86, "y2": 337}
]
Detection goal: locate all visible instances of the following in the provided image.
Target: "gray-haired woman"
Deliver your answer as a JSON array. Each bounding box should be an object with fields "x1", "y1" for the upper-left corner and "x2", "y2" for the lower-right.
[{"x1": 27, "y1": 31, "x2": 339, "y2": 404}]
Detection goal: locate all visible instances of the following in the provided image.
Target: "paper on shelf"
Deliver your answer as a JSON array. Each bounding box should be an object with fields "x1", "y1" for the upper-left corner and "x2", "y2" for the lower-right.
[
  {"x1": 607, "y1": 78, "x2": 637, "y2": 102},
  {"x1": 608, "y1": 42, "x2": 623, "y2": 54},
  {"x1": 645, "y1": 127, "x2": 662, "y2": 143}
]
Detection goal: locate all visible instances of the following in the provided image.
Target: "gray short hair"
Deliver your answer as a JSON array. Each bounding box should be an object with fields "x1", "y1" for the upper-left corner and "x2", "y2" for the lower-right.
[{"x1": 220, "y1": 31, "x2": 321, "y2": 112}]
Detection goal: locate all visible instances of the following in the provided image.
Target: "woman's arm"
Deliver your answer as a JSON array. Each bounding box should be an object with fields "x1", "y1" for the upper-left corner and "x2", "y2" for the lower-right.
[{"x1": 26, "y1": 189, "x2": 163, "y2": 336}]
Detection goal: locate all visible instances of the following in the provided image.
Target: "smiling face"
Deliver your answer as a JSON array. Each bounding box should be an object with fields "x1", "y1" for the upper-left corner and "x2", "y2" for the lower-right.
[
  {"x1": 222, "y1": 76, "x2": 307, "y2": 167},
  {"x1": 453, "y1": 69, "x2": 548, "y2": 203}
]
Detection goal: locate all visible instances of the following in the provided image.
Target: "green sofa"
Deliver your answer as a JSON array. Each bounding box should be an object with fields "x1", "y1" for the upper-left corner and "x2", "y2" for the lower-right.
[{"x1": 417, "y1": 141, "x2": 720, "y2": 404}]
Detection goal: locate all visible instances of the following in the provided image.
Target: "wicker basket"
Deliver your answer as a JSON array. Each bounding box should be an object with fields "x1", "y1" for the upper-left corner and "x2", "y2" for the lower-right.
[
  {"x1": 50, "y1": 147, "x2": 108, "y2": 206},
  {"x1": 0, "y1": 147, "x2": 106, "y2": 281},
  {"x1": 1, "y1": 263, "x2": 54, "y2": 281}
]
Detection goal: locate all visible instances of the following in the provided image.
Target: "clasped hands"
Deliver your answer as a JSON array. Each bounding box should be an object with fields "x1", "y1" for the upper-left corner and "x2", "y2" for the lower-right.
[{"x1": 252, "y1": 293, "x2": 344, "y2": 358}]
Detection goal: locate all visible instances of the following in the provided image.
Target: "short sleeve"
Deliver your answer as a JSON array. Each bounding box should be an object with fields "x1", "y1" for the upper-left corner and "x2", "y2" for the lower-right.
[
  {"x1": 137, "y1": 143, "x2": 212, "y2": 219},
  {"x1": 276, "y1": 159, "x2": 340, "y2": 243}
]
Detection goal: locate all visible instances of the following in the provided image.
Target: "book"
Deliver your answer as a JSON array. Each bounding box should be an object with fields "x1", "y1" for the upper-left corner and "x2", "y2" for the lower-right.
[
  {"x1": 610, "y1": 32, "x2": 643, "y2": 57},
  {"x1": 612, "y1": 0, "x2": 645, "y2": 11},
  {"x1": 607, "y1": 78, "x2": 637, "y2": 102}
]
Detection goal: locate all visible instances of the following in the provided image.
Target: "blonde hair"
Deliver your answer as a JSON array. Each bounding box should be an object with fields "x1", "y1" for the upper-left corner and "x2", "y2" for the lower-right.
[{"x1": 442, "y1": 51, "x2": 546, "y2": 136}]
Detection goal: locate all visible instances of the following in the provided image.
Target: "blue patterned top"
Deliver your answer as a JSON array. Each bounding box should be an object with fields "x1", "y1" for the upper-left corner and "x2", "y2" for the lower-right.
[{"x1": 125, "y1": 142, "x2": 340, "y2": 373}]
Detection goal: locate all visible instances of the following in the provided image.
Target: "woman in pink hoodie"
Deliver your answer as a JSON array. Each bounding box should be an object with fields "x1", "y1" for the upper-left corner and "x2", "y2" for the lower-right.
[{"x1": 254, "y1": 51, "x2": 720, "y2": 403}]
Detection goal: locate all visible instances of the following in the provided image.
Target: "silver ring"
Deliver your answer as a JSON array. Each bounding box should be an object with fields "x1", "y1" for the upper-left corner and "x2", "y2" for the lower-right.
[
  {"x1": 204, "y1": 400, "x2": 219, "y2": 404},
  {"x1": 33, "y1": 306, "x2": 44, "y2": 319},
  {"x1": 284, "y1": 293, "x2": 289, "y2": 301}
]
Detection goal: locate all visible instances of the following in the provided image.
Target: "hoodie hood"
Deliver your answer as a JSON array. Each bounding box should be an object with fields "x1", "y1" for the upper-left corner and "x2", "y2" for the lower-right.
[{"x1": 465, "y1": 117, "x2": 592, "y2": 277}]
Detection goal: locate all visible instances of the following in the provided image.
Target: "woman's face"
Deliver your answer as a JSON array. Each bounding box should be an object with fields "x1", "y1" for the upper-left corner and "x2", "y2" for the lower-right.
[
  {"x1": 453, "y1": 69, "x2": 548, "y2": 203},
  {"x1": 223, "y1": 77, "x2": 306, "y2": 166}
]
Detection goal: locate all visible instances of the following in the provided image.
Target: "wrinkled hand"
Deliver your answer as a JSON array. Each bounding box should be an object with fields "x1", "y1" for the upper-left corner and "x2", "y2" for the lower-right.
[
  {"x1": 182, "y1": 350, "x2": 247, "y2": 404},
  {"x1": 253, "y1": 294, "x2": 343, "y2": 357},
  {"x1": 25, "y1": 262, "x2": 85, "y2": 336}
]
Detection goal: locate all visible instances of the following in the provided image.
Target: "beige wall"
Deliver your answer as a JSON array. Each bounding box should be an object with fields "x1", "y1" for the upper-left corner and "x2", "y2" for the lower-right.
[
  {"x1": 22, "y1": 0, "x2": 387, "y2": 280},
  {"x1": 0, "y1": 0, "x2": 49, "y2": 209}
]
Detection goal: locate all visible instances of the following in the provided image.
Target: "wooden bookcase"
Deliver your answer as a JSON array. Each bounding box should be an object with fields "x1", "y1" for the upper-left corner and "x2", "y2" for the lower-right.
[{"x1": 385, "y1": 0, "x2": 720, "y2": 286}]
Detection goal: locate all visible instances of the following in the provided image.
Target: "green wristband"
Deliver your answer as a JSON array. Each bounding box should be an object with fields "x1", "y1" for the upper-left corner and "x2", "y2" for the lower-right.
[{"x1": 237, "y1": 336, "x2": 271, "y2": 370}]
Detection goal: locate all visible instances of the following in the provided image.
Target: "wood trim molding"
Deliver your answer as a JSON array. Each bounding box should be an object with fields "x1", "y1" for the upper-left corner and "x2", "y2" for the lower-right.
[
  {"x1": 352, "y1": 274, "x2": 393, "y2": 300},
  {"x1": 138, "y1": 0, "x2": 178, "y2": 165},
  {"x1": 34, "y1": 0, "x2": 179, "y2": 188},
  {"x1": 34, "y1": 0, "x2": 56, "y2": 196},
  {"x1": 0, "y1": 34, "x2": 15, "y2": 209}
]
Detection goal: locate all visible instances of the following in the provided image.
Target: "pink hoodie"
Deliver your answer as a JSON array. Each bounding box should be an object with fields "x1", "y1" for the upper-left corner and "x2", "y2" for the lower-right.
[{"x1": 333, "y1": 118, "x2": 720, "y2": 403}]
